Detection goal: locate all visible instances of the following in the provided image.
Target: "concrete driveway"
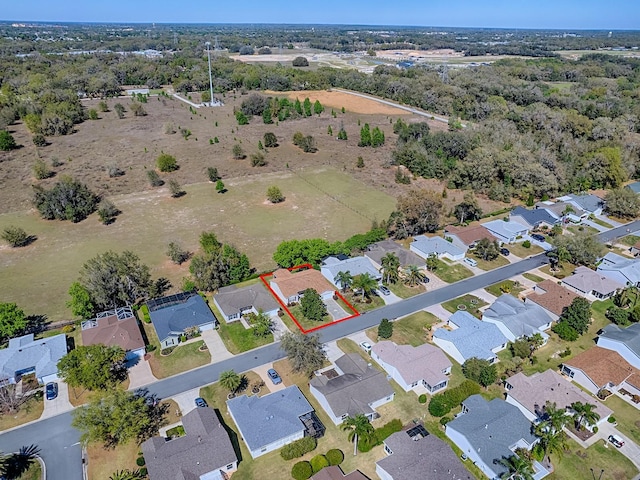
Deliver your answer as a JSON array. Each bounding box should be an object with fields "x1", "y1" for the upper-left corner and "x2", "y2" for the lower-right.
[
  {"x1": 348, "y1": 331, "x2": 375, "y2": 351},
  {"x1": 127, "y1": 357, "x2": 157, "y2": 390},
  {"x1": 271, "y1": 314, "x2": 290, "y2": 340},
  {"x1": 170, "y1": 387, "x2": 202, "y2": 417},
  {"x1": 40, "y1": 380, "x2": 73, "y2": 419},
  {"x1": 254, "y1": 363, "x2": 286, "y2": 392},
  {"x1": 325, "y1": 297, "x2": 350, "y2": 320},
  {"x1": 598, "y1": 422, "x2": 640, "y2": 469},
  {"x1": 323, "y1": 340, "x2": 345, "y2": 363},
  {"x1": 379, "y1": 290, "x2": 402, "y2": 305},
  {"x1": 201, "y1": 329, "x2": 233, "y2": 363}
]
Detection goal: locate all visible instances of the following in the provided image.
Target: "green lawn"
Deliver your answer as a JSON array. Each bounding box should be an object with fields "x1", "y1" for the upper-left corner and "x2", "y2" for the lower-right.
[
  {"x1": 17, "y1": 461, "x2": 42, "y2": 480},
  {"x1": 287, "y1": 304, "x2": 333, "y2": 331},
  {"x1": 485, "y1": 279, "x2": 525, "y2": 298},
  {"x1": 429, "y1": 259, "x2": 473, "y2": 283},
  {"x1": 441, "y1": 295, "x2": 488, "y2": 318},
  {"x1": 366, "y1": 310, "x2": 440, "y2": 346},
  {"x1": 567, "y1": 225, "x2": 600, "y2": 236},
  {"x1": 604, "y1": 395, "x2": 640, "y2": 445},
  {"x1": 523, "y1": 272, "x2": 545, "y2": 283},
  {"x1": 387, "y1": 281, "x2": 425, "y2": 299},
  {"x1": 621, "y1": 235, "x2": 640, "y2": 247},
  {"x1": 508, "y1": 242, "x2": 544, "y2": 258},
  {"x1": 0, "y1": 394, "x2": 44, "y2": 431},
  {"x1": 547, "y1": 438, "x2": 638, "y2": 480},
  {"x1": 589, "y1": 216, "x2": 614, "y2": 229},
  {"x1": 474, "y1": 254, "x2": 510, "y2": 271},
  {"x1": 208, "y1": 301, "x2": 274, "y2": 354},
  {"x1": 539, "y1": 262, "x2": 576, "y2": 279},
  {"x1": 342, "y1": 291, "x2": 385, "y2": 313}
]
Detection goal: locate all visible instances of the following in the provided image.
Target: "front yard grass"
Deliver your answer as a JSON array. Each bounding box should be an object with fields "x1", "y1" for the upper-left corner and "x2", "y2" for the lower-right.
[
  {"x1": 539, "y1": 262, "x2": 576, "y2": 279},
  {"x1": 0, "y1": 394, "x2": 43, "y2": 431},
  {"x1": 87, "y1": 440, "x2": 140, "y2": 480},
  {"x1": 621, "y1": 234, "x2": 640, "y2": 247},
  {"x1": 603, "y1": 395, "x2": 640, "y2": 445},
  {"x1": 17, "y1": 461, "x2": 42, "y2": 480},
  {"x1": 485, "y1": 279, "x2": 525, "y2": 299},
  {"x1": 386, "y1": 281, "x2": 425, "y2": 299},
  {"x1": 441, "y1": 294, "x2": 488, "y2": 318},
  {"x1": 567, "y1": 225, "x2": 600, "y2": 236},
  {"x1": 590, "y1": 216, "x2": 614, "y2": 229},
  {"x1": 474, "y1": 254, "x2": 510, "y2": 271},
  {"x1": 366, "y1": 310, "x2": 440, "y2": 346},
  {"x1": 508, "y1": 242, "x2": 544, "y2": 258},
  {"x1": 547, "y1": 438, "x2": 638, "y2": 480},
  {"x1": 429, "y1": 258, "x2": 473, "y2": 284},
  {"x1": 287, "y1": 304, "x2": 332, "y2": 331},
  {"x1": 341, "y1": 291, "x2": 385, "y2": 313},
  {"x1": 208, "y1": 301, "x2": 274, "y2": 354},
  {"x1": 523, "y1": 272, "x2": 545, "y2": 283}
]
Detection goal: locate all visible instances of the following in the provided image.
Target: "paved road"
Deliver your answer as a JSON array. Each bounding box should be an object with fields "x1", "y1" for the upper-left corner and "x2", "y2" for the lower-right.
[{"x1": 4, "y1": 218, "x2": 639, "y2": 480}]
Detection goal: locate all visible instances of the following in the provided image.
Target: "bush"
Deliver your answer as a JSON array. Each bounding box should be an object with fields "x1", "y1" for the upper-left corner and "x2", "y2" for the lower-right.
[
  {"x1": 264, "y1": 132, "x2": 278, "y2": 148},
  {"x1": 250, "y1": 152, "x2": 267, "y2": 167},
  {"x1": 88, "y1": 109, "x2": 99, "y2": 120},
  {"x1": 1, "y1": 226, "x2": 31, "y2": 247},
  {"x1": 291, "y1": 461, "x2": 312, "y2": 480},
  {"x1": 310, "y1": 455, "x2": 328, "y2": 474},
  {"x1": 593, "y1": 426, "x2": 598, "y2": 433},
  {"x1": 61, "y1": 325, "x2": 75, "y2": 334},
  {"x1": 608, "y1": 416, "x2": 616, "y2": 423},
  {"x1": 167, "y1": 242, "x2": 189, "y2": 264},
  {"x1": 292, "y1": 56, "x2": 309, "y2": 67},
  {"x1": 428, "y1": 395, "x2": 450, "y2": 417},
  {"x1": 280, "y1": 436, "x2": 317, "y2": 460},
  {"x1": 378, "y1": 318, "x2": 393, "y2": 339},
  {"x1": 147, "y1": 170, "x2": 164, "y2": 187},
  {"x1": 139, "y1": 468, "x2": 147, "y2": 477},
  {"x1": 32, "y1": 134, "x2": 46, "y2": 147},
  {"x1": 207, "y1": 167, "x2": 220, "y2": 182},
  {"x1": 325, "y1": 449, "x2": 344, "y2": 466},
  {"x1": 429, "y1": 380, "x2": 481, "y2": 417},
  {"x1": 374, "y1": 419, "x2": 402, "y2": 444},
  {"x1": 440, "y1": 416, "x2": 452, "y2": 425},
  {"x1": 0, "y1": 130, "x2": 17, "y2": 150},
  {"x1": 156, "y1": 153, "x2": 178, "y2": 172},
  {"x1": 168, "y1": 179, "x2": 184, "y2": 198},
  {"x1": 418, "y1": 394, "x2": 427, "y2": 404},
  {"x1": 552, "y1": 321, "x2": 579, "y2": 341},
  {"x1": 267, "y1": 186, "x2": 285, "y2": 203},
  {"x1": 140, "y1": 304, "x2": 151, "y2": 323},
  {"x1": 33, "y1": 176, "x2": 99, "y2": 223},
  {"x1": 235, "y1": 111, "x2": 249, "y2": 125},
  {"x1": 97, "y1": 199, "x2": 120, "y2": 225},
  {"x1": 136, "y1": 456, "x2": 146, "y2": 467},
  {"x1": 33, "y1": 158, "x2": 53, "y2": 180},
  {"x1": 522, "y1": 240, "x2": 531, "y2": 248}
]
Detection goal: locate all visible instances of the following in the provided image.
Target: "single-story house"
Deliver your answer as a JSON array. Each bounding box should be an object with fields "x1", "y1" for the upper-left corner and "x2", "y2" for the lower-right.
[
  {"x1": 432, "y1": 311, "x2": 508, "y2": 365},
  {"x1": 371, "y1": 340, "x2": 451, "y2": 394},
  {"x1": 505, "y1": 369, "x2": 612, "y2": 426},
  {"x1": 443, "y1": 224, "x2": 497, "y2": 252},
  {"x1": 561, "y1": 346, "x2": 640, "y2": 399},
  {"x1": 376, "y1": 427, "x2": 473, "y2": 480},
  {"x1": 311, "y1": 466, "x2": 368, "y2": 480},
  {"x1": 213, "y1": 282, "x2": 280, "y2": 323},
  {"x1": 482, "y1": 219, "x2": 529, "y2": 244},
  {"x1": 147, "y1": 292, "x2": 217, "y2": 349},
  {"x1": 310, "y1": 353, "x2": 395, "y2": 425},
  {"x1": 141, "y1": 406, "x2": 238, "y2": 480},
  {"x1": 80, "y1": 306, "x2": 145, "y2": 361},
  {"x1": 597, "y1": 323, "x2": 640, "y2": 370},
  {"x1": 561, "y1": 266, "x2": 624, "y2": 300},
  {"x1": 320, "y1": 256, "x2": 381, "y2": 290},
  {"x1": 410, "y1": 235, "x2": 465, "y2": 261},
  {"x1": 557, "y1": 193, "x2": 604, "y2": 216},
  {"x1": 446, "y1": 395, "x2": 541, "y2": 480},
  {"x1": 626, "y1": 182, "x2": 640, "y2": 194},
  {"x1": 482, "y1": 294, "x2": 554, "y2": 343},
  {"x1": 630, "y1": 240, "x2": 640, "y2": 257},
  {"x1": 597, "y1": 252, "x2": 640, "y2": 287},
  {"x1": 364, "y1": 240, "x2": 424, "y2": 269},
  {"x1": 511, "y1": 205, "x2": 560, "y2": 230},
  {"x1": 524, "y1": 280, "x2": 579, "y2": 321},
  {"x1": 226, "y1": 385, "x2": 324, "y2": 459},
  {"x1": 535, "y1": 201, "x2": 587, "y2": 223},
  {"x1": 270, "y1": 268, "x2": 335, "y2": 305},
  {"x1": 0, "y1": 333, "x2": 67, "y2": 385}
]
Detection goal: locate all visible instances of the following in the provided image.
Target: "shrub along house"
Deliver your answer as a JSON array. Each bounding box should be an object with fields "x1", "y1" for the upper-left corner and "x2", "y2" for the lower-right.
[{"x1": 146, "y1": 292, "x2": 217, "y2": 349}]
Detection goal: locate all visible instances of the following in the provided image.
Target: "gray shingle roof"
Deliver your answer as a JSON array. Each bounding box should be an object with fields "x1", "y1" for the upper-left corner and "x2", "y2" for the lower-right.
[
  {"x1": 447, "y1": 395, "x2": 537, "y2": 478},
  {"x1": 147, "y1": 294, "x2": 217, "y2": 343},
  {"x1": 0, "y1": 334, "x2": 67, "y2": 382},
  {"x1": 226, "y1": 385, "x2": 313, "y2": 452},
  {"x1": 365, "y1": 240, "x2": 424, "y2": 268},
  {"x1": 141, "y1": 407, "x2": 237, "y2": 480},
  {"x1": 310, "y1": 354, "x2": 394, "y2": 418},
  {"x1": 597, "y1": 253, "x2": 640, "y2": 285},
  {"x1": 321, "y1": 256, "x2": 381, "y2": 285},
  {"x1": 563, "y1": 194, "x2": 604, "y2": 213},
  {"x1": 511, "y1": 206, "x2": 559, "y2": 227},
  {"x1": 433, "y1": 311, "x2": 508, "y2": 362},
  {"x1": 626, "y1": 182, "x2": 640, "y2": 194},
  {"x1": 372, "y1": 341, "x2": 451, "y2": 387},
  {"x1": 599, "y1": 323, "x2": 640, "y2": 357},
  {"x1": 411, "y1": 236, "x2": 464, "y2": 258},
  {"x1": 378, "y1": 431, "x2": 473, "y2": 480},
  {"x1": 562, "y1": 266, "x2": 624, "y2": 296},
  {"x1": 214, "y1": 283, "x2": 279, "y2": 318},
  {"x1": 482, "y1": 294, "x2": 553, "y2": 338}
]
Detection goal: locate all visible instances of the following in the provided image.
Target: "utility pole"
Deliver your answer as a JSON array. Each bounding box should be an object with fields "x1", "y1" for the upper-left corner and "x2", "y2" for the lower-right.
[{"x1": 206, "y1": 42, "x2": 214, "y2": 107}]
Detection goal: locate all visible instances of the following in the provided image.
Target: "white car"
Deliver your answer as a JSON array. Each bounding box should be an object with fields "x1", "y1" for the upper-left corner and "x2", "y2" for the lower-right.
[{"x1": 359, "y1": 341, "x2": 372, "y2": 353}]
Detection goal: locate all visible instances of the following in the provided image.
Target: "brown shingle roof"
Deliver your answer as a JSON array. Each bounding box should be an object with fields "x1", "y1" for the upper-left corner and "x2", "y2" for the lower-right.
[
  {"x1": 526, "y1": 280, "x2": 579, "y2": 317},
  {"x1": 372, "y1": 341, "x2": 451, "y2": 387},
  {"x1": 271, "y1": 268, "x2": 335, "y2": 299},
  {"x1": 444, "y1": 224, "x2": 497, "y2": 247},
  {"x1": 81, "y1": 314, "x2": 144, "y2": 352},
  {"x1": 564, "y1": 347, "x2": 640, "y2": 390},
  {"x1": 311, "y1": 466, "x2": 369, "y2": 480}
]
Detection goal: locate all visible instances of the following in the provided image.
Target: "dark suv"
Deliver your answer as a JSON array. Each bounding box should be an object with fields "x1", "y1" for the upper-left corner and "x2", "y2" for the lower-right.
[{"x1": 531, "y1": 234, "x2": 546, "y2": 242}]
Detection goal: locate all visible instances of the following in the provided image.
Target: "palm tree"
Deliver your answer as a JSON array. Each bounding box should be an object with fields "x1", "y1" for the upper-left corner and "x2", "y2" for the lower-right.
[
  {"x1": 334, "y1": 270, "x2": 354, "y2": 293},
  {"x1": 1, "y1": 444, "x2": 41, "y2": 480},
  {"x1": 352, "y1": 273, "x2": 378, "y2": 302},
  {"x1": 219, "y1": 370, "x2": 242, "y2": 394},
  {"x1": 403, "y1": 265, "x2": 425, "y2": 286},
  {"x1": 340, "y1": 414, "x2": 374, "y2": 456},
  {"x1": 498, "y1": 449, "x2": 535, "y2": 480},
  {"x1": 425, "y1": 253, "x2": 439, "y2": 272},
  {"x1": 380, "y1": 253, "x2": 400, "y2": 284},
  {"x1": 534, "y1": 424, "x2": 568, "y2": 466},
  {"x1": 570, "y1": 401, "x2": 600, "y2": 431},
  {"x1": 542, "y1": 402, "x2": 569, "y2": 433},
  {"x1": 109, "y1": 470, "x2": 146, "y2": 480}
]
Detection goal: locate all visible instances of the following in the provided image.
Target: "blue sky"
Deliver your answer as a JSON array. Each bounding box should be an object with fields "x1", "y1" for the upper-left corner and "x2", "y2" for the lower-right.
[{"x1": 3, "y1": 0, "x2": 639, "y2": 30}]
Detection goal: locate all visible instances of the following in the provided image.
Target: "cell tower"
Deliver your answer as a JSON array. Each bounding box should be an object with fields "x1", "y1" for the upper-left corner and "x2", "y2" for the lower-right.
[
  {"x1": 173, "y1": 32, "x2": 178, "y2": 46},
  {"x1": 214, "y1": 35, "x2": 220, "y2": 54}
]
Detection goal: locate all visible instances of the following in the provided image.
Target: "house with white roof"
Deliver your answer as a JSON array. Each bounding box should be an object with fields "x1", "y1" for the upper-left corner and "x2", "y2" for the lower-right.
[
  {"x1": 0, "y1": 333, "x2": 67, "y2": 385},
  {"x1": 320, "y1": 256, "x2": 381, "y2": 290},
  {"x1": 482, "y1": 294, "x2": 554, "y2": 343},
  {"x1": 561, "y1": 266, "x2": 624, "y2": 300},
  {"x1": 433, "y1": 311, "x2": 508, "y2": 365},
  {"x1": 482, "y1": 219, "x2": 529, "y2": 244},
  {"x1": 410, "y1": 235, "x2": 465, "y2": 261},
  {"x1": 596, "y1": 252, "x2": 640, "y2": 287},
  {"x1": 371, "y1": 341, "x2": 451, "y2": 394},
  {"x1": 511, "y1": 206, "x2": 560, "y2": 230},
  {"x1": 597, "y1": 323, "x2": 640, "y2": 370}
]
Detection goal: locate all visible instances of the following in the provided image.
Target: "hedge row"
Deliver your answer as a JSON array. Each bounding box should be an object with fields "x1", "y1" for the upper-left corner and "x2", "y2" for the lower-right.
[
  {"x1": 290, "y1": 450, "x2": 344, "y2": 479},
  {"x1": 281, "y1": 436, "x2": 317, "y2": 460},
  {"x1": 358, "y1": 418, "x2": 403, "y2": 452},
  {"x1": 428, "y1": 380, "x2": 481, "y2": 417}
]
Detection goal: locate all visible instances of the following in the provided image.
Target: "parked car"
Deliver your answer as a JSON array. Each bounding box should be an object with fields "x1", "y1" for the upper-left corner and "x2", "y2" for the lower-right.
[
  {"x1": 422, "y1": 276, "x2": 430, "y2": 284},
  {"x1": 359, "y1": 341, "x2": 372, "y2": 353},
  {"x1": 45, "y1": 382, "x2": 58, "y2": 401},
  {"x1": 378, "y1": 285, "x2": 391, "y2": 296},
  {"x1": 267, "y1": 368, "x2": 282, "y2": 385},
  {"x1": 531, "y1": 233, "x2": 546, "y2": 242},
  {"x1": 608, "y1": 434, "x2": 625, "y2": 448},
  {"x1": 195, "y1": 397, "x2": 208, "y2": 408},
  {"x1": 500, "y1": 248, "x2": 510, "y2": 256},
  {"x1": 463, "y1": 257, "x2": 478, "y2": 267}
]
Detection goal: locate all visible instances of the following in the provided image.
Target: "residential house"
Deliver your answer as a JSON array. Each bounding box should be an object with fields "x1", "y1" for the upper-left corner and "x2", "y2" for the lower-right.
[
  {"x1": 558, "y1": 193, "x2": 604, "y2": 216},
  {"x1": 80, "y1": 306, "x2": 145, "y2": 361},
  {"x1": 0, "y1": 334, "x2": 67, "y2": 385},
  {"x1": 432, "y1": 311, "x2": 508, "y2": 365},
  {"x1": 597, "y1": 323, "x2": 640, "y2": 369},
  {"x1": 410, "y1": 235, "x2": 465, "y2": 261},
  {"x1": 505, "y1": 369, "x2": 612, "y2": 426},
  {"x1": 445, "y1": 395, "x2": 541, "y2": 480},
  {"x1": 269, "y1": 268, "x2": 335, "y2": 305},
  {"x1": 597, "y1": 252, "x2": 640, "y2": 287},
  {"x1": 524, "y1": 280, "x2": 579, "y2": 321},
  {"x1": 376, "y1": 427, "x2": 473, "y2": 480},
  {"x1": 213, "y1": 283, "x2": 280, "y2": 323},
  {"x1": 309, "y1": 353, "x2": 394, "y2": 425},
  {"x1": 320, "y1": 256, "x2": 381, "y2": 290},
  {"x1": 630, "y1": 240, "x2": 640, "y2": 257},
  {"x1": 626, "y1": 181, "x2": 640, "y2": 194},
  {"x1": 535, "y1": 201, "x2": 586, "y2": 223},
  {"x1": 510, "y1": 206, "x2": 560, "y2": 230},
  {"x1": 146, "y1": 292, "x2": 217, "y2": 349},
  {"x1": 443, "y1": 224, "x2": 497, "y2": 252},
  {"x1": 371, "y1": 340, "x2": 451, "y2": 394},
  {"x1": 226, "y1": 385, "x2": 324, "y2": 459},
  {"x1": 482, "y1": 294, "x2": 554, "y2": 343},
  {"x1": 482, "y1": 219, "x2": 529, "y2": 244},
  {"x1": 311, "y1": 466, "x2": 368, "y2": 480},
  {"x1": 141, "y1": 406, "x2": 238, "y2": 480},
  {"x1": 561, "y1": 266, "x2": 623, "y2": 300},
  {"x1": 364, "y1": 240, "x2": 424, "y2": 269},
  {"x1": 561, "y1": 347, "x2": 640, "y2": 400}
]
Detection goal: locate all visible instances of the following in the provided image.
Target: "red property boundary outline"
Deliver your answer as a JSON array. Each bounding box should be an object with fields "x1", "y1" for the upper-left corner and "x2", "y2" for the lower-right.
[{"x1": 260, "y1": 263, "x2": 360, "y2": 334}]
